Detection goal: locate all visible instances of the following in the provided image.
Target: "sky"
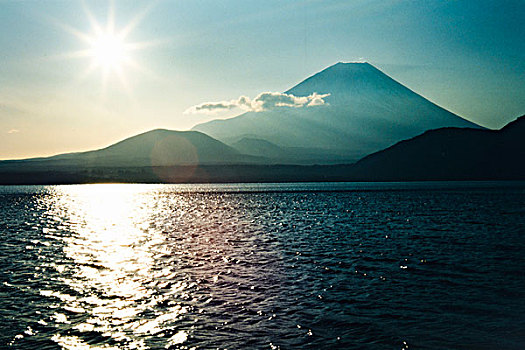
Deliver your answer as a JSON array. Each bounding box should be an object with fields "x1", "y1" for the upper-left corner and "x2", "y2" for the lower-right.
[{"x1": 1, "y1": 0, "x2": 524, "y2": 159}]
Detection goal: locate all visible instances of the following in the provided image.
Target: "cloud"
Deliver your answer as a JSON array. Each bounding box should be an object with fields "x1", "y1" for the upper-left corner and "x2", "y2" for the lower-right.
[
  {"x1": 185, "y1": 92, "x2": 330, "y2": 115},
  {"x1": 192, "y1": 102, "x2": 238, "y2": 113},
  {"x1": 7, "y1": 129, "x2": 19, "y2": 134}
]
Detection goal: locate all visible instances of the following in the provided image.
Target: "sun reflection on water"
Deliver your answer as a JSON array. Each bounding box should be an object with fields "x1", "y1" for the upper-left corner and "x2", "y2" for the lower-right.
[
  {"x1": 4, "y1": 183, "x2": 525, "y2": 349},
  {"x1": 45, "y1": 184, "x2": 189, "y2": 349}
]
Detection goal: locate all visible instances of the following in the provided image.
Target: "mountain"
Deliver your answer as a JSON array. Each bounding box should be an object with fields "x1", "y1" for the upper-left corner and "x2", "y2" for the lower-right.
[
  {"x1": 1, "y1": 116, "x2": 522, "y2": 184},
  {"x1": 230, "y1": 138, "x2": 286, "y2": 159},
  {"x1": 1, "y1": 129, "x2": 255, "y2": 169},
  {"x1": 193, "y1": 62, "x2": 482, "y2": 162},
  {"x1": 349, "y1": 115, "x2": 525, "y2": 180},
  {"x1": 230, "y1": 137, "x2": 352, "y2": 164},
  {"x1": 0, "y1": 129, "x2": 269, "y2": 184}
]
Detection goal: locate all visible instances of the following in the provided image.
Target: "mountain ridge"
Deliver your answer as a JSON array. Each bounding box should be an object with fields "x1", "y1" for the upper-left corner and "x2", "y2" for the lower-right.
[{"x1": 0, "y1": 115, "x2": 522, "y2": 184}]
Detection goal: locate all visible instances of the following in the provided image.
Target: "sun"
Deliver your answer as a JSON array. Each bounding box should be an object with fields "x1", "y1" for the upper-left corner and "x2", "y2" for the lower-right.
[
  {"x1": 89, "y1": 31, "x2": 128, "y2": 70},
  {"x1": 57, "y1": 2, "x2": 156, "y2": 90}
]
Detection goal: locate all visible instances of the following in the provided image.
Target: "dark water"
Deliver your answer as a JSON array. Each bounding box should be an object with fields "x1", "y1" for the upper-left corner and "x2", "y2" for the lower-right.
[{"x1": 1, "y1": 182, "x2": 524, "y2": 349}]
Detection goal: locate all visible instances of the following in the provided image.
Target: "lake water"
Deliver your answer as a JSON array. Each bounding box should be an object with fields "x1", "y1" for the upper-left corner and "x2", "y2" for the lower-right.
[{"x1": 1, "y1": 182, "x2": 524, "y2": 349}]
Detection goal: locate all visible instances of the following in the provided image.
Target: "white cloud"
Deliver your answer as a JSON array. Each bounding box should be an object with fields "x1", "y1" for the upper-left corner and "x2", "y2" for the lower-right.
[
  {"x1": 7, "y1": 129, "x2": 20, "y2": 134},
  {"x1": 191, "y1": 101, "x2": 238, "y2": 113},
  {"x1": 184, "y1": 92, "x2": 330, "y2": 115}
]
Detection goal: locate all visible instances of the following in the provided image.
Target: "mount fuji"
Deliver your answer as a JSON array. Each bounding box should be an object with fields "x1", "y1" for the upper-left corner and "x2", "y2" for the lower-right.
[{"x1": 193, "y1": 62, "x2": 482, "y2": 163}]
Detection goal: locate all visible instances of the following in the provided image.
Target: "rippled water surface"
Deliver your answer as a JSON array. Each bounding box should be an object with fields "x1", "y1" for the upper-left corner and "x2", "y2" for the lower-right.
[{"x1": 1, "y1": 182, "x2": 524, "y2": 349}]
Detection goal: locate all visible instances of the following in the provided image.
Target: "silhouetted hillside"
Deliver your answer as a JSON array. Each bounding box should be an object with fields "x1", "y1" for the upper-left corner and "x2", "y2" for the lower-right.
[{"x1": 350, "y1": 115, "x2": 525, "y2": 180}]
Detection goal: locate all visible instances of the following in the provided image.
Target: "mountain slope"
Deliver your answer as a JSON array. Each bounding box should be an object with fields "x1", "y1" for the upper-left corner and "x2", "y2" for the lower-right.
[
  {"x1": 1, "y1": 129, "x2": 255, "y2": 169},
  {"x1": 349, "y1": 115, "x2": 525, "y2": 180},
  {"x1": 230, "y1": 138, "x2": 287, "y2": 158},
  {"x1": 193, "y1": 62, "x2": 482, "y2": 162},
  {"x1": 230, "y1": 137, "x2": 355, "y2": 164}
]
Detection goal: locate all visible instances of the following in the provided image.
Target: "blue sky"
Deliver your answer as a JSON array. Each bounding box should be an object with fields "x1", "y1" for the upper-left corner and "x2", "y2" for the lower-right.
[{"x1": 1, "y1": 0, "x2": 524, "y2": 159}]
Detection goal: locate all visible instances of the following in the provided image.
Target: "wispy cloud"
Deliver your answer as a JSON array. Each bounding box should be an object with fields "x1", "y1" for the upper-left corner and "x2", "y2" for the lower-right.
[
  {"x1": 7, "y1": 129, "x2": 20, "y2": 134},
  {"x1": 185, "y1": 92, "x2": 330, "y2": 115}
]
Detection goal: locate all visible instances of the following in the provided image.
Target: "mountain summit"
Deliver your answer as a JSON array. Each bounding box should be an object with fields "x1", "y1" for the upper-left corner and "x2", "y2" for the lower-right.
[
  {"x1": 287, "y1": 62, "x2": 404, "y2": 97},
  {"x1": 193, "y1": 62, "x2": 482, "y2": 162}
]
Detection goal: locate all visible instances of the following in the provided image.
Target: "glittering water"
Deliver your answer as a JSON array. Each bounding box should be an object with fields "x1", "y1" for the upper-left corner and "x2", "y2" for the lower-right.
[{"x1": 1, "y1": 182, "x2": 524, "y2": 349}]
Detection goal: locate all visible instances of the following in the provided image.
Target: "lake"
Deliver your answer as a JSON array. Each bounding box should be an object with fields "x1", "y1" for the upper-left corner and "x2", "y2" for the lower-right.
[{"x1": 1, "y1": 182, "x2": 524, "y2": 349}]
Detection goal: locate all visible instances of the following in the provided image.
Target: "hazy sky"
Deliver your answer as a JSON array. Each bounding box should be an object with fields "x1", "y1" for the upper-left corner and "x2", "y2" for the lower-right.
[{"x1": 1, "y1": 0, "x2": 524, "y2": 159}]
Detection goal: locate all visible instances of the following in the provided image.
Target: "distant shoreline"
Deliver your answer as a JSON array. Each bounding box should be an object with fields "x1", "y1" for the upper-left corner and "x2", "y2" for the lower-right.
[{"x1": 1, "y1": 164, "x2": 524, "y2": 185}]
